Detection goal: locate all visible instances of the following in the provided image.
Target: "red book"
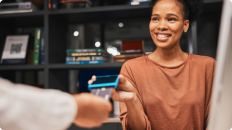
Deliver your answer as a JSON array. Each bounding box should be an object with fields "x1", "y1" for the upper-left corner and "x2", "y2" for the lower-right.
[{"x1": 122, "y1": 40, "x2": 144, "y2": 52}]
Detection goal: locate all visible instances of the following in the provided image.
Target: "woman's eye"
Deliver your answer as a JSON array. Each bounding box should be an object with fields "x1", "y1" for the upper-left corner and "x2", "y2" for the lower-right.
[
  {"x1": 152, "y1": 18, "x2": 159, "y2": 21},
  {"x1": 168, "y1": 18, "x2": 175, "y2": 21}
]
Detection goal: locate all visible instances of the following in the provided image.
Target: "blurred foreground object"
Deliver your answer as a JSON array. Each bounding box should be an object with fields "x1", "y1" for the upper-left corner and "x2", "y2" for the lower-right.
[{"x1": 208, "y1": 0, "x2": 232, "y2": 130}]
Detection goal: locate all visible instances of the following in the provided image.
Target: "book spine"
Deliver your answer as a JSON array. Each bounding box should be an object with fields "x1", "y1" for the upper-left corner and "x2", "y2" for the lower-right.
[
  {"x1": 51, "y1": 0, "x2": 59, "y2": 9},
  {"x1": 66, "y1": 60, "x2": 103, "y2": 64},
  {"x1": 48, "y1": 0, "x2": 52, "y2": 10},
  {"x1": 128, "y1": 1, "x2": 149, "y2": 5},
  {"x1": 113, "y1": 59, "x2": 130, "y2": 62},
  {"x1": 40, "y1": 28, "x2": 45, "y2": 64},
  {"x1": 33, "y1": 28, "x2": 41, "y2": 65},
  {"x1": 113, "y1": 54, "x2": 145, "y2": 59},
  {"x1": 66, "y1": 56, "x2": 103, "y2": 61},
  {"x1": 66, "y1": 48, "x2": 103, "y2": 53},
  {"x1": 67, "y1": 52, "x2": 103, "y2": 56},
  {"x1": 59, "y1": 2, "x2": 90, "y2": 9}
]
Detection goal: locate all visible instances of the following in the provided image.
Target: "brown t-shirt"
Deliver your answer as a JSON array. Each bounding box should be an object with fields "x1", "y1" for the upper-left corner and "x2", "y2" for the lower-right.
[{"x1": 119, "y1": 53, "x2": 216, "y2": 130}]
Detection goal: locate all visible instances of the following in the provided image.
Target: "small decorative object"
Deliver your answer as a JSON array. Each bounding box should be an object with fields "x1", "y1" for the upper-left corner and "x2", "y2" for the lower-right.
[{"x1": 1, "y1": 35, "x2": 29, "y2": 64}]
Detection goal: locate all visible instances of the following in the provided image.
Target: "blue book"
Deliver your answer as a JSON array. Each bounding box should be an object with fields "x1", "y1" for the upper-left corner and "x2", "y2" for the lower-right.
[
  {"x1": 66, "y1": 60, "x2": 103, "y2": 64},
  {"x1": 40, "y1": 28, "x2": 44, "y2": 64},
  {"x1": 66, "y1": 56, "x2": 103, "y2": 62},
  {"x1": 128, "y1": 1, "x2": 149, "y2": 5}
]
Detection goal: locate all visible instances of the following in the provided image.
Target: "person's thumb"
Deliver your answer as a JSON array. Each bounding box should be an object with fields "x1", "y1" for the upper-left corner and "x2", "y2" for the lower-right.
[{"x1": 118, "y1": 74, "x2": 127, "y2": 84}]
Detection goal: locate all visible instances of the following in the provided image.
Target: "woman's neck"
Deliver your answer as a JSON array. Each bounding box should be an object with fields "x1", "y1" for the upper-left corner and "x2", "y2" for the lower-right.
[{"x1": 148, "y1": 44, "x2": 188, "y2": 67}]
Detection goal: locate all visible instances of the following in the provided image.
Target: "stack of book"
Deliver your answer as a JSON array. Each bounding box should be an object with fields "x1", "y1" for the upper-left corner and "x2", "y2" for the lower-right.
[
  {"x1": 49, "y1": 0, "x2": 92, "y2": 10},
  {"x1": 113, "y1": 40, "x2": 145, "y2": 62},
  {"x1": 66, "y1": 48, "x2": 109, "y2": 64}
]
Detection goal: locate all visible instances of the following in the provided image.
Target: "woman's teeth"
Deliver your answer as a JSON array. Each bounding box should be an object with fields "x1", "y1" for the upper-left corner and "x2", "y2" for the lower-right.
[{"x1": 157, "y1": 34, "x2": 170, "y2": 37}]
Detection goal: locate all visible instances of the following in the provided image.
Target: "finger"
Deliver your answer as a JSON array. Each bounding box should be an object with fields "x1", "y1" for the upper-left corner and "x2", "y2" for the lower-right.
[
  {"x1": 91, "y1": 75, "x2": 96, "y2": 81},
  {"x1": 118, "y1": 74, "x2": 126, "y2": 84},
  {"x1": 88, "y1": 80, "x2": 93, "y2": 84},
  {"x1": 110, "y1": 89, "x2": 120, "y2": 101}
]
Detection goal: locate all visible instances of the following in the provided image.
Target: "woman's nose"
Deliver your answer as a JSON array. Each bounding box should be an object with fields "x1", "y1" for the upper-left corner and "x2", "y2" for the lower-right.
[{"x1": 157, "y1": 20, "x2": 168, "y2": 31}]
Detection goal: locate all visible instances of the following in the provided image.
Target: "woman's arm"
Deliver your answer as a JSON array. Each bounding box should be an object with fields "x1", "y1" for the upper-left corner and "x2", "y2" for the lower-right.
[
  {"x1": 111, "y1": 75, "x2": 151, "y2": 130},
  {"x1": 125, "y1": 95, "x2": 147, "y2": 130}
]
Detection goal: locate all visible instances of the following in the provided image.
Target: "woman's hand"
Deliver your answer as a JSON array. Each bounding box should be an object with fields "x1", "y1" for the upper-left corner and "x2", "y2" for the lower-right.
[{"x1": 88, "y1": 75, "x2": 136, "y2": 102}]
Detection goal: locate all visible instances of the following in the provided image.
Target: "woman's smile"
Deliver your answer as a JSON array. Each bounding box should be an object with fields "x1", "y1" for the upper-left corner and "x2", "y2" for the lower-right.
[{"x1": 155, "y1": 32, "x2": 172, "y2": 42}]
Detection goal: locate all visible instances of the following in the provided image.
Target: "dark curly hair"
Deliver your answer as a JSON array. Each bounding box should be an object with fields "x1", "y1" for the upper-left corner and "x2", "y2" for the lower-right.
[{"x1": 149, "y1": 0, "x2": 203, "y2": 23}]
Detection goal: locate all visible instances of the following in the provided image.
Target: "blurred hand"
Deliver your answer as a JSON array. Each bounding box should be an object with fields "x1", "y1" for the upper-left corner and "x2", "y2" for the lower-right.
[
  {"x1": 72, "y1": 93, "x2": 112, "y2": 128},
  {"x1": 88, "y1": 75, "x2": 136, "y2": 103}
]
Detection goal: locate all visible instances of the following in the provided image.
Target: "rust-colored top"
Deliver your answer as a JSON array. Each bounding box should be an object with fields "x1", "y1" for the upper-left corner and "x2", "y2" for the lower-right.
[{"x1": 119, "y1": 54, "x2": 215, "y2": 130}]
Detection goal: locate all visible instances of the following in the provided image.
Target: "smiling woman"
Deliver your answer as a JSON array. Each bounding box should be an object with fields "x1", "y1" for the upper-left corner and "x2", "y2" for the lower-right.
[{"x1": 107, "y1": 0, "x2": 216, "y2": 130}]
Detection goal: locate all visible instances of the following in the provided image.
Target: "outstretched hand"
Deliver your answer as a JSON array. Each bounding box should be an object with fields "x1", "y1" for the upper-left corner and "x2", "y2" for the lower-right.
[{"x1": 72, "y1": 93, "x2": 112, "y2": 128}]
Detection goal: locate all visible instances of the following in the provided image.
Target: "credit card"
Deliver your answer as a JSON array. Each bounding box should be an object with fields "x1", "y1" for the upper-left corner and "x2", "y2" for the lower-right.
[{"x1": 91, "y1": 86, "x2": 114, "y2": 100}]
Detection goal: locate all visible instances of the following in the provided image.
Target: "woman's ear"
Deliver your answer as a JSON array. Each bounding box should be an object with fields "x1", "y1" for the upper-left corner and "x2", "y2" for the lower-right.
[{"x1": 183, "y1": 19, "x2": 190, "y2": 32}]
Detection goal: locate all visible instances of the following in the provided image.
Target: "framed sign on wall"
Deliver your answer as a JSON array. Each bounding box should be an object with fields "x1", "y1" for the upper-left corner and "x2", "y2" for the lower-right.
[{"x1": 1, "y1": 35, "x2": 30, "y2": 64}]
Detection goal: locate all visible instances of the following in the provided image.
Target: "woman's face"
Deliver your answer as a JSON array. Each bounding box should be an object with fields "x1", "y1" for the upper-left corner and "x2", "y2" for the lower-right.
[{"x1": 149, "y1": 0, "x2": 189, "y2": 50}]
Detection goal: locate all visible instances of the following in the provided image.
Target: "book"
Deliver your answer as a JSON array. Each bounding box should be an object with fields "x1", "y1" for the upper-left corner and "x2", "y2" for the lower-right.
[
  {"x1": 67, "y1": 52, "x2": 104, "y2": 56},
  {"x1": 120, "y1": 50, "x2": 143, "y2": 54},
  {"x1": 122, "y1": 40, "x2": 144, "y2": 52},
  {"x1": 59, "y1": 0, "x2": 92, "y2": 5},
  {"x1": 59, "y1": 2, "x2": 91, "y2": 9},
  {"x1": 40, "y1": 28, "x2": 45, "y2": 64},
  {"x1": 66, "y1": 56, "x2": 104, "y2": 61},
  {"x1": 48, "y1": 0, "x2": 52, "y2": 10},
  {"x1": 113, "y1": 54, "x2": 145, "y2": 59},
  {"x1": 128, "y1": 1, "x2": 149, "y2": 5},
  {"x1": 1, "y1": 35, "x2": 30, "y2": 64},
  {"x1": 33, "y1": 28, "x2": 41, "y2": 65},
  {"x1": 66, "y1": 60, "x2": 103, "y2": 64},
  {"x1": 113, "y1": 53, "x2": 145, "y2": 62},
  {"x1": 113, "y1": 59, "x2": 130, "y2": 62},
  {"x1": 66, "y1": 48, "x2": 104, "y2": 53}
]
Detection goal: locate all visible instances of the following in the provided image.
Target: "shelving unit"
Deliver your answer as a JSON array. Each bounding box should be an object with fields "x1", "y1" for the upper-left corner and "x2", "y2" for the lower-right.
[
  {"x1": 0, "y1": 0, "x2": 223, "y2": 130},
  {"x1": 0, "y1": 1, "x2": 144, "y2": 130}
]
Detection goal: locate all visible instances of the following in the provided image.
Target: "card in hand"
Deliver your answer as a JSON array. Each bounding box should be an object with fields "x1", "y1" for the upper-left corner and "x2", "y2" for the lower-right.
[{"x1": 91, "y1": 87, "x2": 114, "y2": 100}]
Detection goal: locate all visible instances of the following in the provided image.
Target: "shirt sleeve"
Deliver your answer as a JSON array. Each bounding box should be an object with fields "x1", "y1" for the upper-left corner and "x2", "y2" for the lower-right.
[
  {"x1": 119, "y1": 62, "x2": 151, "y2": 130},
  {"x1": 0, "y1": 77, "x2": 77, "y2": 130}
]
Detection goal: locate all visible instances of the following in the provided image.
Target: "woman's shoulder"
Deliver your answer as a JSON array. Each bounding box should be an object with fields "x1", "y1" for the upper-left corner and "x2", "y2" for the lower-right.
[{"x1": 190, "y1": 54, "x2": 216, "y2": 66}]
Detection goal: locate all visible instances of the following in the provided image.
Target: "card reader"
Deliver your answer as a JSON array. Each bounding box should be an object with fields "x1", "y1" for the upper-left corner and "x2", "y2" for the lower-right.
[{"x1": 88, "y1": 75, "x2": 119, "y2": 100}]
